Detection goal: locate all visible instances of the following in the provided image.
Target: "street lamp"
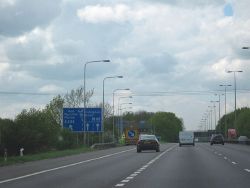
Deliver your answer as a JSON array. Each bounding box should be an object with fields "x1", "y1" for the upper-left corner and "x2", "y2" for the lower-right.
[
  {"x1": 112, "y1": 88, "x2": 130, "y2": 142},
  {"x1": 208, "y1": 106, "x2": 213, "y2": 130},
  {"x1": 102, "y1": 75, "x2": 123, "y2": 143},
  {"x1": 117, "y1": 100, "x2": 132, "y2": 138},
  {"x1": 219, "y1": 84, "x2": 232, "y2": 137},
  {"x1": 210, "y1": 101, "x2": 219, "y2": 129},
  {"x1": 214, "y1": 93, "x2": 224, "y2": 121},
  {"x1": 84, "y1": 59, "x2": 110, "y2": 145},
  {"x1": 227, "y1": 70, "x2": 243, "y2": 128}
]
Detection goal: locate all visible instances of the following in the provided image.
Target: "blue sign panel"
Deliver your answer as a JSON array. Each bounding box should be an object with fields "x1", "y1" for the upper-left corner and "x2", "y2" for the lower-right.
[
  {"x1": 128, "y1": 130, "x2": 135, "y2": 138},
  {"x1": 63, "y1": 108, "x2": 84, "y2": 132},
  {"x1": 84, "y1": 108, "x2": 102, "y2": 132},
  {"x1": 63, "y1": 108, "x2": 102, "y2": 132}
]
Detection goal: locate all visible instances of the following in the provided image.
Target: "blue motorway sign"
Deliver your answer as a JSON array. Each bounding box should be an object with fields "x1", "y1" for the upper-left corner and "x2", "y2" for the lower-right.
[
  {"x1": 63, "y1": 108, "x2": 102, "y2": 132},
  {"x1": 128, "y1": 130, "x2": 136, "y2": 138},
  {"x1": 84, "y1": 108, "x2": 102, "y2": 132}
]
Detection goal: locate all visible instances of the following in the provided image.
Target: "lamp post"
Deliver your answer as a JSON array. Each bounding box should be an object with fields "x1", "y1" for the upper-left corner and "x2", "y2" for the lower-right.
[
  {"x1": 219, "y1": 84, "x2": 232, "y2": 137},
  {"x1": 210, "y1": 100, "x2": 219, "y2": 129},
  {"x1": 208, "y1": 106, "x2": 213, "y2": 130},
  {"x1": 112, "y1": 88, "x2": 130, "y2": 142},
  {"x1": 227, "y1": 70, "x2": 243, "y2": 129},
  {"x1": 214, "y1": 93, "x2": 224, "y2": 121},
  {"x1": 102, "y1": 75, "x2": 123, "y2": 143},
  {"x1": 117, "y1": 98, "x2": 132, "y2": 137},
  {"x1": 84, "y1": 60, "x2": 110, "y2": 145}
]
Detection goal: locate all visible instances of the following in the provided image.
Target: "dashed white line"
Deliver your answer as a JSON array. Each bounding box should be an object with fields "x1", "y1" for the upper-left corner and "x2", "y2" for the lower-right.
[
  {"x1": 232, "y1": 162, "x2": 237, "y2": 165},
  {"x1": 114, "y1": 145, "x2": 177, "y2": 187},
  {"x1": 121, "y1": 180, "x2": 130, "y2": 183},
  {"x1": 245, "y1": 169, "x2": 250, "y2": 173},
  {"x1": 126, "y1": 177, "x2": 134, "y2": 180},
  {"x1": 115, "y1": 183, "x2": 125, "y2": 187},
  {"x1": 224, "y1": 157, "x2": 228, "y2": 160},
  {"x1": 130, "y1": 174, "x2": 138, "y2": 177}
]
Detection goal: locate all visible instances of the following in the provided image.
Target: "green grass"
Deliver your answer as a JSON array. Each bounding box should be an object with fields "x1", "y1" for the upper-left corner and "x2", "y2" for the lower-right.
[{"x1": 0, "y1": 147, "x2": 93, "y2": 167}]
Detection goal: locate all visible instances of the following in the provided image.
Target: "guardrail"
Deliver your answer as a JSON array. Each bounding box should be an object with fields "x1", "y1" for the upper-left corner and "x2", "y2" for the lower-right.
[
  {"x1": 225, "y1": 139, "x2": 250, "y2": 145},
  {"x1": 90, "y1": 142, "x2": 117, "y2": 150}
]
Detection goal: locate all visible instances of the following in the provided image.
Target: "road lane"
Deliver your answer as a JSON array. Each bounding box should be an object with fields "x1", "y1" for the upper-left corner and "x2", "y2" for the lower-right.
[
  {"x1": 124, "y1": 143, "x2": 250, "y2": 188},
  {"x1": 0, "y1": 143, "x2": 176, "y2": 188},
  {"x1": 1, "y1": 143, "x2": 250, "y2": 188},
  {"x1": 203, "y1": 143, "x2": 250, "y2": 172}
]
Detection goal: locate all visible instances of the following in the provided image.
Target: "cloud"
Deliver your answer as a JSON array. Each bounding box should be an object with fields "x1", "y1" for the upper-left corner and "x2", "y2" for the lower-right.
[
  {"x1": 0, "y1": 0, "x2": 250, "y2": 131},
  {"x1": 0, "y1": 0, "x2": 62, "y2": 37}
]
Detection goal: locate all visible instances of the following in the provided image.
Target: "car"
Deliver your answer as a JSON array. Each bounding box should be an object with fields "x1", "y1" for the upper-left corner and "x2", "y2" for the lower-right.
[
  {"x1": 179, "y1": 131, "x2": 195, "y2": 146},
  {"x1": 238, "y1": 136, "x2": 248, "y2": 144},
  {"x1": 137, "y1": 134, "x2": 160, "y2": 153},
  {"x1": 210, "y1": 134, "x2": 224, "y2": 145}
]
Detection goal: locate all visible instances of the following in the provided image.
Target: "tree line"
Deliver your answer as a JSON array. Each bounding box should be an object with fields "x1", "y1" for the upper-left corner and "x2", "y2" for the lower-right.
[
  {"x1": 0, "y1": 85, "x2": 184, "y2": 156},
  {"x1": 216, "y1": 107, "x2": 250, "y2": 138}
]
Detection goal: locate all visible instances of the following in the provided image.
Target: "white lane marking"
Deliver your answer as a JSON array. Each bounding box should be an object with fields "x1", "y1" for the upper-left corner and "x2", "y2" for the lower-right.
[
  {"x1": 218, "y1": 153, "x2": 222, "y2": 156},
  {"x1": 245, "y1": 169, "x2": 250, "y2": 173},
  {"x1": 121, "y1": 180, "x2": 130, "y2": 183},
  {"x1": 224, "y1": 157, "x2": 228, "y2": 160},
  {"x1": 115, "y1": 145, "x2": 177, "y2": 187},
  {"x1": 0, "y1": 148, "x2": 135, "y2": 184},
  {"x1": 126, "y1": 177, "x2": 134, "y2": 179},
  {"x1": 232, "y1": 162, "x2": 237, "y2": 165},
  {"x1": 130, "y1": 174, "x2": 138, "y2": 177},
  {"x1": 115, "y1": 183, "x2": 125, "y2": 187}
]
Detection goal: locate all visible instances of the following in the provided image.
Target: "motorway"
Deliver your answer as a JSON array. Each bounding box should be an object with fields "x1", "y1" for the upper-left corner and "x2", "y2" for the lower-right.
[{"x1": 0, "y1": 143, "x2": 250, "y2": 188}]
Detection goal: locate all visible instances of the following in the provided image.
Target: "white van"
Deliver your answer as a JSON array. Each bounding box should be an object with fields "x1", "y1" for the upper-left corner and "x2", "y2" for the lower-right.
[{"x1": 179, "y1": 131, "x2": 195, "y2": 146}]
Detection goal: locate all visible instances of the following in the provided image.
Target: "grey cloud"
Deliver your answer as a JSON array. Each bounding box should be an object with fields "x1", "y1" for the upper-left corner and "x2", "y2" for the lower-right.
[
  {"x1": 13, "y1": 60, "x2": 118, "y2": 81},
  {"x1": 0, "y1": 0, "x2": 62, "y2": 37},
  {"x1": 142, "y1": 0, "x2": 225, "y2": 7},
  {"x1": 6, "y1": 37, "x2": 52, "y2": 61},
  {"x1": 142, "y1": 53, "x2": 177, "y2": 75}
]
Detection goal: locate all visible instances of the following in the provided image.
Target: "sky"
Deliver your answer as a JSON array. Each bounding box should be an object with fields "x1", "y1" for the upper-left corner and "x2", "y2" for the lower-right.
[{"x1": 0, "y1": 0, "x2": 250, "y2": 131}]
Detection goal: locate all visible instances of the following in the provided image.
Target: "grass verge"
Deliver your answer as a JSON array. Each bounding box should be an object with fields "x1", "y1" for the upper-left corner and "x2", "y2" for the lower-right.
[{"x1": 0, "y1": 146, "x2": 93, "y2": 167}]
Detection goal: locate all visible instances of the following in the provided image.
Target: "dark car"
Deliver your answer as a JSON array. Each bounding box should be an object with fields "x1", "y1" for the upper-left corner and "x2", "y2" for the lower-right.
[
  {"x1": 137, "y1": 134, "x2": 160, "y2": 152},
  {"x1": 210, "y1": 134, "x2": 224, "y2": 145}
]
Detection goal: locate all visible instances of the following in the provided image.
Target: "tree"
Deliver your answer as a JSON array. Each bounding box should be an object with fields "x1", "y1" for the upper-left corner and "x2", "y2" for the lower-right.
[
  {"x1": 45, "y1": 95, "x2": 64, "y2": 126},
  {"x1": 151, "y1": 112, "x2": 183, "y2": 142},
  {"x1": 236, "y1": 108, "x2": 250, "y2": 138},
  {"x1": 64, "y1": 86, "x2": 94, "y2": 107}
]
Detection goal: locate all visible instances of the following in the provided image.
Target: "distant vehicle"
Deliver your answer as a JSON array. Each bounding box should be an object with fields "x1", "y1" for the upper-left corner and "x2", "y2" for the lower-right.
[
  {"x1": 179, "y1": 131, "x2": 195, "y2": 146},
  {"x1": 238, "y1": 136, "x2": 248, "y2": 144},
  {"x1": 137, "y1": 134, "x2": 160, "y2": 153},
  {"x1": 210, "y1": 134, "x2": 224, "y2": 145}
]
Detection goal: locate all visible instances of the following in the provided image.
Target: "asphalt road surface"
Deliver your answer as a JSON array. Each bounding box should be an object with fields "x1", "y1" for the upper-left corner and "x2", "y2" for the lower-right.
[{"x1": 0, "y1": 143, "x2": 250, "y2": 188}]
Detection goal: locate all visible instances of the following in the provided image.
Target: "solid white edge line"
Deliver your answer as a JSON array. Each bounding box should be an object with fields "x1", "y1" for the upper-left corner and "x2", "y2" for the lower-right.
[{"x1": 0, "y1": 148, "x2": 135, "y2": 184}]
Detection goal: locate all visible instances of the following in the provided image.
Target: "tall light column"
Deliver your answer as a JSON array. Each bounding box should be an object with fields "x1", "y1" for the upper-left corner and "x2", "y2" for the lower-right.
[
  {"x1": 214, "y1": 93, "x2": 224, "y2": 121},
  {"x1": 227, "y1": 70, "x2": 243, "y2": 128},
  {"x1": 102, "y1": 75, "x2": 123, "y2": 143},
  {"x1": 210, "y1": 100, "x2": 219, "y2": 129},
  {"x1": 219, "y1": 84, "x2": 232, "y2": 137},
  {"x1": 84, "y1": 60, "x2": 110, "y2": 145},
  {"x1": 112, "y1": 88, "x2": 130, "y2": 143},
  {"x1": 117, "y1": 96, "x2": 132, "y2": 137},
  {"x1": 208, "y1": 106, "x2": 213, "y2": 130}
]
